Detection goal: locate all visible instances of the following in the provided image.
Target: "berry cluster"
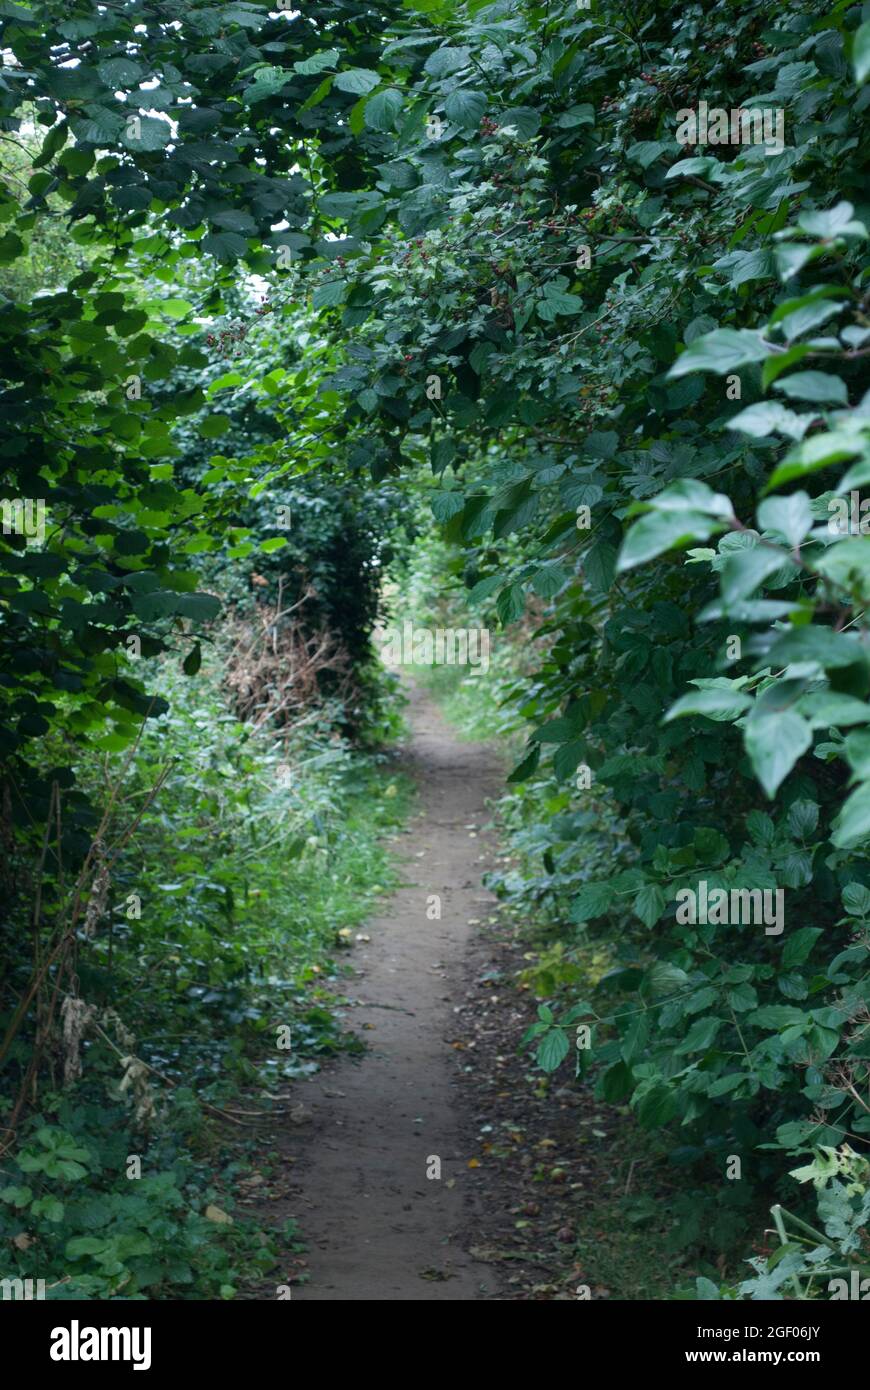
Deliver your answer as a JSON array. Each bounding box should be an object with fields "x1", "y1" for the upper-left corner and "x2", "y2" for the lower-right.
[
  {"x1": 204, "y1": 299, "x2": 272, "y2": 358},
  {"x1": 205, "y1": 322, "x2": 248, "y2": 358}
]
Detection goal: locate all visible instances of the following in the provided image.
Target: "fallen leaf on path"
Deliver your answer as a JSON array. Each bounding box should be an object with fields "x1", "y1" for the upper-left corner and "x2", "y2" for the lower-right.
[{"x1": 205, "y1": 1204, "x2": 233, "y2": 1224}]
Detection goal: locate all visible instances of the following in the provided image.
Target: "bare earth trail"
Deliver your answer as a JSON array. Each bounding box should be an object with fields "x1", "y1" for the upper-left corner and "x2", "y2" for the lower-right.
[{"x1": 286, "y1": 681, "x2": 503, "y2": 1301}]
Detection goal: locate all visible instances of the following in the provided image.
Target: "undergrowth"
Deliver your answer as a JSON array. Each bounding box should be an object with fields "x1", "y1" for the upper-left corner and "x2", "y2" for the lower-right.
[{"x1": 0, "y1": 649, "x2": 410, "y2": 1299}]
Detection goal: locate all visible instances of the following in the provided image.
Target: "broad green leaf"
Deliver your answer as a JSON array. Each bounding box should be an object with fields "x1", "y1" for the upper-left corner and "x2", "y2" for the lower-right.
[
  {"x1": 444, "y1": 88, "x2": 487, "y2": 128},
  {"x1": 720, "y1": 545, "x2": 791, "y2": 603},
  {"x1": 430, "y1": 491, "x2": 465, "y2": 523},
  {"x1": 745, "y1": 709, "x2": 812, "y2": 798},
  {"x1": 333, "y1": 69, "x2": 380, "y2": 95},
  {"x1": 423, "y1": 46, "x2": 470, "y2": 77},
  {"x1": 669, "y1": 328, "x2": 772, "y2": 377},
  {"x1": 757, "y1": 493, "x2": 813, "y2": 547},
  {"x1": 773, "y1": 371, "x2": 848, "y2": 406},
  {"x1": 831, "y1": 781, "x2": 870, "y2": 849},
  {"x1": 854, "y1": 20, "x2": 870, "y2": 83},
  {"x1": 293, "y1": 49, "x2": 339, "y2": 75},
  {"x1": 536, "y1": 1028, "x2": 570, "y2": 1071},
  {"x1": 665, "y1": 686, "x2": 753, "y2": 723},
  {"x1": 767, "y1": 430, "x2": 868, "y2": 490},
  {"x1": 618, "y1": 510, "x2": 726, "y2": 571},
  {"x1": 364, "y1": 88, "x2": 404, "y2": 132},
  {"x1": 570, "y1": 881, "x2": 613, "y2": 922},
  {"x1": 633, "y1": 883, "x2": 666, "y2": 927},
  {"x1": 728, "y1": 402, "x2": 810, "y2": 441}
]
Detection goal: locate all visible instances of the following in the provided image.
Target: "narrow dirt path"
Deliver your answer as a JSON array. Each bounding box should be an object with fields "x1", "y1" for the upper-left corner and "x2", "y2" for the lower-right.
[{"x1": 285, "y1": 680, "x2": 503, "y2": 1301}]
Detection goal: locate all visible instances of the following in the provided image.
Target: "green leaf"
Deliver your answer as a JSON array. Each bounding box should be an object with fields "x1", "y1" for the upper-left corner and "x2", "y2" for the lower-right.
[
  {"x1": 182, "y1": 642, "x2": 202, "y2": 676},
  {"x1": 496, "y1": 583, "x2": 525, "y2": 625},
  {"x1": 854, "y1": 20, "x2": 870, "y2": 83},
  {"x1": 157, "y1": 297, "x2": 193, "y2": 321},
  {"x1": 728, "y1": 402, "x2": 810, "y2": 441},
  {"x1": 813, "y1": 538, "x2": 870, "y2": 595},
  {"x1": 675, "y1": 1016, "x2": 723, "y2": 1054},
  {"x1": 198, "y1": 414, "x2": 231, "y2": 439},
  {"x1": 600, "y1": 1061, "x2": 634, "y2": 1102},
  {"x1": 363, "y1": 88, "x2": 404, "y2": 132},
  {"x1": 782, "y1": 927, "x2": 822, "y2": 968},
  {"x1": 757, "y1": 493, "x2": 813, "y2": 547},
  {"x1": 627, "y1": 140, "x2": 669, "y2": 169},
  {"x1": 333, "y1": 69, "x2": 380, "y2": 96},
  {"x1": 293, "y1": 49, "x2": 339, "y2": 75},
  {"x1": 115, "y1": 114, "x2": 168, "y2": 151},
  {"x1": 201, "y1": 231, "x2": 249, "y2": 262},
  {"x1": 444, "y1": 89, "x2": 487, "y2": 128},
  {"x1": 646, "y1": 961, "x2": 690, "y2": 996},
  {"x1": 312, "y1": 279, "x2": 347, "y2": 310},
  {"x1": 720, "y1": 545, "x2": 791, "y2": 604},
  {"x1": 498, "y1": 107, "x2": 541, "y2": 140},
  {"x1": 98, "y1": 57, "x2": 144, "y2": 89},
  {"x1": 831, "y1": 781, "x2": 870, "y2": 849},
  {"x1": 745, "y1": 709, "x2": 812, "y2": 798},
  {"x1": 423, "y1": 46, "x2": 470, "y2": 77},
  {"x1": 767, "y1": 626, "x2": 863, "y2": 670},
  {"x1": 570, "y1": 882, "x2": 613, "y2": 922},
  {"x1": 536, "y1": 1028, "x2": 570, "y2": 1072},
  {"x1": 767, "y1": 430, "x2": 867, "y2": 490},
  {"x1": 636, "y1": 1085, "x2": 678, "y2": 1128},
  {"x1": 33, "y1": 118, "x2": 68, "y2": 168},
  {"x1": 773, "y1": 372, "x2": 848, "y2": 406},
  {"x1": 665, "y1": 686, "x2": 752, "y2": 723},
  {"x1": 842, "y1": 883, "x2": 870, "y2": 917},
  {"x1": 762, "y1": 343, "x2": 811, "y2": 390},
  {"x1": 243, "y1": 65, "x2": 291, "y2": 103},
  {"x1": 633, "y1": 883, "x2": 666, "y2": 927},
  {"x1": 530, "y1": 563, "x2": 570, "y2": 598},
  {"x1": 797, "y1": 692, "x2": 870, "y2": 730},
  {"x1": 539, "y1": 287, "x2": 583, "y2": 318},
  {"x1": 507, "y1": 745, "x2": 540, "y2": 782},
  {"x1": 797, "y1": 200, "x2": 866, "y2": 240},
  {"x1": 669, "y1": 328, "x2": 772, "y2": 378},
  {"x1": 431, "y1": 491, "x2": 465, "y2": 523},
  {"x1": 466, "y1": 575, "x2": 501, "y2": 605},
  {"x1": 618, "y1": 510, "x2": 726, "y2": 571},
  {"x1": 174, "y1": 592, "x2": 221, "y2": 622}
]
